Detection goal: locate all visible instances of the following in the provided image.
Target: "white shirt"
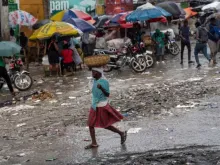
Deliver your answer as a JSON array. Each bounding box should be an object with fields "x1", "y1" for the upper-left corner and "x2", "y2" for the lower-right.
[{"x1": 82, "y1": 33, "x2": 89, "y2": 44}]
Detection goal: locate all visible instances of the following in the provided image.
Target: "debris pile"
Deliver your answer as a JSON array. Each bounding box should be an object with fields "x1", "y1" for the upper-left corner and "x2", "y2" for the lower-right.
[{"x1": 32, "y1": 90, "x2": 53, "y2": 101}]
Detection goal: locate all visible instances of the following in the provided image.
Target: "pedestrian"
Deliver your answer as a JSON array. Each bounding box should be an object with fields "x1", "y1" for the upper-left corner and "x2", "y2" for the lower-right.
[
  {"x1": 81, "y1": 32, "x2": 90, "y2": 56},
  {"x1": 48, "y1": 36, "x2": 60, "y2": 76},
  {"x1": 207, "y1": 18, "x2": 220, "y2": 65},
  {"x1": 194, "y1": 22, "x2": 211, "y2": 68},
  {"x1": 179, "y1": 20, "x2": 194, "y2": 64},
  {"x1": 85, "y1": 67, "x2": 127, "y2": 149},
  {"x1": 61, "y1": 42, "x2": 75, "y2": 76},
  {"x1": 10, "y1": 28, "x2": 16, "y2": 43},
  {"x1": 0, "y1": 57, "x2": 15, "y2": 96},
  {"x1": 19, "y1": 32, "x2": 28, "y2": 62},
  {"x1": 152, "y1": 29, "x2": 165, "y2": 64}
]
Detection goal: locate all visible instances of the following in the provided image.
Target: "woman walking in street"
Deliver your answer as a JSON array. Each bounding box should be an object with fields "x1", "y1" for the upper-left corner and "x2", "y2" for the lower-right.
[{"x1": 85, "y1": 67, "x2": 127, "y2": 149}]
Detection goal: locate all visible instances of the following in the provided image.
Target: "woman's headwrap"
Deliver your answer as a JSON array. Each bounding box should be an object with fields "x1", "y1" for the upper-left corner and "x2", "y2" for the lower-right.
[
  {"x1": 88, "y1": 67, "x2": 106, "y2": 90},
  {"x1": 92, "y1": 67, "x2": 106, "y2": 79}
]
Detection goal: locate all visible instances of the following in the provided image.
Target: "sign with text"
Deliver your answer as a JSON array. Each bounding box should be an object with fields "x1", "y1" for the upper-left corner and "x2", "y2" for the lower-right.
[{"x1": 50, "y1": 0, "x2": 96, "y2": 15}]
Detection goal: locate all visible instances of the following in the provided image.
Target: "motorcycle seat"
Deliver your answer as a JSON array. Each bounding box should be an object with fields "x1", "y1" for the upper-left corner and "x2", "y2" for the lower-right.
[{"x1": 94, "y1": 49, "x2": 116, "y2": 55}]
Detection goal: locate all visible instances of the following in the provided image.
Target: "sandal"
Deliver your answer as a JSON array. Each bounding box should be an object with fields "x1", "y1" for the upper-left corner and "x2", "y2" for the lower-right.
[
  {"x1": 85, "y1": 144, "x2": 99, "y2": 150},
  {"x1": 121, "y1": 131, "x2": 127, "y2": 145}
]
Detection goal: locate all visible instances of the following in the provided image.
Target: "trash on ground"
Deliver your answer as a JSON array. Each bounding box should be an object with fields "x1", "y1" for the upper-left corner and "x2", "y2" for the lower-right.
[
  {"x1": 45, "y1": 158, "x2": 57, "y2": 161},
  {"x1": 61, "y1": 103, "x2": 72, "y2": 106},
  {"x1": 188, "y1": 77, "x2": 203, "y2": 82},
  {"x1": 16, "y1": 123, "x2": 26, "y2": 127},
  {"x1": 84, "y1": 139, "x2": 91, "y2": 142},
  {"x1": 49, "y1": 100, "x2": 58, "y2": 103},
  {"x1": 17, "y1": 153, "x2": 25, "y2": 157},
  {"x1": 0, "y1": 105, "x2": 35, "y2": 112},
  {"x1": 32, "y1": 90, "x2": 53, "y2": 101},
  {"x1": 69, "y1": 96, "x2": 76, "y2": 99},
  {"x1": 127, "y1": 128, "x2": 142, "y2": 134}
]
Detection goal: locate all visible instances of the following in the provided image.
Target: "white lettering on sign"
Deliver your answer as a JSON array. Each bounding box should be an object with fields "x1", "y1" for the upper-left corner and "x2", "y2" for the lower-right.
[{"x1": 50, "y1": 0, "x2": 69, "y2": 13}]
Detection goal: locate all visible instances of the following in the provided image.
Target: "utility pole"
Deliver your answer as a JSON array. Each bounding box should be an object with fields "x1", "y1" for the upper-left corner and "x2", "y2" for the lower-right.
[
  {"x1": 0, "y1": 0, "x2": 10, "y2": 41},
  {"x1": 43, "y1": 0, "x2": 50, "y2": 19}
]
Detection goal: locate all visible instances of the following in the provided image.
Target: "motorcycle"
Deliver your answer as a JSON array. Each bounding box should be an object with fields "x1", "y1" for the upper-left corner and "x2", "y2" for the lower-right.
[
  {"x1": 131, "y1": 42, "x2": 154, "y2": 68},
  {"x1": 93, "y1": 42, "x2": 147, "y2": 73},
  {"x1": 164, "y1": 31, "x2": 180, "y2": 56},
  {"x1": 0, "y1": 58, "x2": 33, "y2": 91}
]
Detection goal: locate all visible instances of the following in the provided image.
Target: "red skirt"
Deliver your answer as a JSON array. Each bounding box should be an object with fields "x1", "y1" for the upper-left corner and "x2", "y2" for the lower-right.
[{"x1": 88, "y1": 104, "x2": 123, "y2": 128}]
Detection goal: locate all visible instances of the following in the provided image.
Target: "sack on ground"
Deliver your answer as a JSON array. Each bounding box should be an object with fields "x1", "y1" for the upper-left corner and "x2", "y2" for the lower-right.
[
  {"x1": 96, "y1": 37, "x2": 106, "y2": 49},
  {"x1": 72, "y1": 48, "x2": 82, "y2": 65}
]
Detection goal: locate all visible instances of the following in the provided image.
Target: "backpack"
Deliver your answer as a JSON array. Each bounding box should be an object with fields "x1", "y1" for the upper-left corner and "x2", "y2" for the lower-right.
[{"x1": 198, "y1": 27, "x2": 209, "y2": 43}]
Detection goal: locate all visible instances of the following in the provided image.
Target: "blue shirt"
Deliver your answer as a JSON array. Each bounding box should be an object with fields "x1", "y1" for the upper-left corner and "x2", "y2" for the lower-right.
[
  {"x1": 208, "y1": 24, "x2": 219, "y2": 42},
  {"x1": 92, "y1": 79, "x2": 109, "y2": 110},
  {"x1": 180, "y1": 26, "x2": 190, "y2": 42}
]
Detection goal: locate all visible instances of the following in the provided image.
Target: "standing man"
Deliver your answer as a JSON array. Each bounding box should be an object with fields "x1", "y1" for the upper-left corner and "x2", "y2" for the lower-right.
[
  {"x1": 208, "y1": 18, "x2": 220, "y2": 65},
  {"x1": 194, "y1": 22, "x2": 211, "y2": 68},
  {"x1": 81, "y1": 32, "x2": 90, "y2": 56},
  {"x1": 152, "y1": 29, "x2": 165, "y2": 64},
  {"x1": 179, "y1": 20, "x2": 194, "y2": 64}
]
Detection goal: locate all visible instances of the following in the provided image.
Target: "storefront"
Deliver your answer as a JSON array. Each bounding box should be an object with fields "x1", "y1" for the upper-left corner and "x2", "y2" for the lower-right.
[
  {"x1": 19, "y1": 0, "x2": 44, "y2": 37},
  {"x1": 105, "y1": 0, "x2": 134, "y2": 15}
]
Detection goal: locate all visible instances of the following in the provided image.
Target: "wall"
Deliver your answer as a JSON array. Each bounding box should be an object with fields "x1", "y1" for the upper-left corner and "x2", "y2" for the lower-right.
[{"x1": 19, "y1": 0, "x2": 45, "y2": 37}]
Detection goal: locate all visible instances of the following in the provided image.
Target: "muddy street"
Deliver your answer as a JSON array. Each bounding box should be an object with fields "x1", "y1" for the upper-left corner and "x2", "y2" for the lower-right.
[{"x1": 1, "y1": 50, "x2": 220, "y2": 164}]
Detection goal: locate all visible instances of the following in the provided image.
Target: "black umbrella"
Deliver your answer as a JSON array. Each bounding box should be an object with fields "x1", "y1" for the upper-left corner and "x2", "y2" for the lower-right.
[
  {"x1": 157, "y1": 2, "x2": 184, "y2": 19},
  {"x1": 32, "y1": 19, "x2": 52, "y2": 30}
]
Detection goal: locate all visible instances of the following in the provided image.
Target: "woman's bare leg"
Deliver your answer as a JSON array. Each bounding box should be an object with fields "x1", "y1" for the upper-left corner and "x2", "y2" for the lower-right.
[
  {"x1": 106, "y1": 126, "x2": 127, "y2": 144},
  {"x1": 89, "y1": 126, "x2": 98, "y2": 145},
  {"x1": 49, "y1": 65, "x2": 53, "y2": 76},
  {"x1": 55, "y1": 64, "x2": 59, "y2": 76},
  {"x1": 105, "y1": 125, "x2": 123, "y2": 136}
]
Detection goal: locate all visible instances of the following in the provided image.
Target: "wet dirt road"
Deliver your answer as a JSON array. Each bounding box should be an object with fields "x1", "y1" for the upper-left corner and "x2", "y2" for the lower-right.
[{"x1": 1, "y1": 46, "x2": 220, "y2": 164}]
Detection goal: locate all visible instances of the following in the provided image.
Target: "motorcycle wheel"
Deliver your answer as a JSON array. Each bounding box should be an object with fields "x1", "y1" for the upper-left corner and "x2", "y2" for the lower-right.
[
  {"x1": 169, "y1": 42, "x2": 180, "y2": 56},
  {"x1": 14, "y1": 73, "x2": 33, "y2": 91},
  {"x1": 130, "y1": 56, "x2": 147, "y2": 73},
  {"x1": 144, "y1": 54, "x2": 154, "y2": 68},
  {"x1": 103, "y1": 65, "x2": 113, "y2": 72}
]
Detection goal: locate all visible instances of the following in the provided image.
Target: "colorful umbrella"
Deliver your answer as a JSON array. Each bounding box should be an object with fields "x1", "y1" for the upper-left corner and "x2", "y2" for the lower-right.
[
  {"x1": 202, "y1": 2, "x2": 220, "y2": 11},
  {"x1": 105, "y1": 12, "x2": 133, "y2": 28},
  {"x1": 157, "y1": 2, "x2": 185, "y2": 19},
  {"x1": 32, "y1": 19, "x2": 52, "y2": 30},
  {"x1": 65, "y1": 18, "x2": 95, "y2": 33},
  {"x1": 126, "y1": 3, "x2": 164, "y2": 22},
  {"x1": 147, "y1": 16, "x2": 167, "y2": 23},
  {"x1": 155, "y1": 6, "x2": 172, "y2": 17},
  {"x1": 184, "y1": 7, "x2": 197, "y2": 19},
  {"x1": 65, "y1": 23, "x2": 83, "y2": 36},
  {"x1": 29, "y1": 22, "x2": 79, "y2": 40},
  {"x1": 0, "y1": 41, "x2": 21, "y2": 57},
  {"x1": 50, "y1": 9, "x2": 95, "y2": 24},
  {"x1": 9, "y1": 10, "x2": 38, "y2": 27}
]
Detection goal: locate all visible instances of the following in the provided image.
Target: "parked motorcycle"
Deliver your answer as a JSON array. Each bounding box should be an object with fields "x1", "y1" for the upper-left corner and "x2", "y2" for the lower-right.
[
  {"x1": 93, "y1": 42, "x2": 148, "y2": 73},
  {"x1": 164, "y1": 31, "x2": 180, "y2": 56},
  {"x1": 131, "y1": 42, "x2": 154, "y2": 68},
  {"x1": 0, "y1": 58, "x2": 33, "y2": 91}
]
